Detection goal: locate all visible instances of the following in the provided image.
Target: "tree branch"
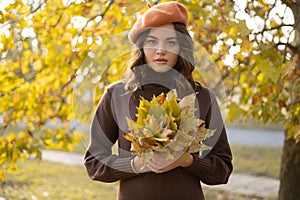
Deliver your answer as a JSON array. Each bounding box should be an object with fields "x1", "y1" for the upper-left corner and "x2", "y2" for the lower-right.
[
  {"x1": 254, "y1": 23, "x2": 294, "y2": 35},
  {"x1": 30, "y1": 0, "x2": 48, "y2": 14},
  {"x1": 281, "y1": 0, "x2": 294, "y2": 8},
  {"x1": 74, "y1": 0, "x2": 114, "y2": 46}
]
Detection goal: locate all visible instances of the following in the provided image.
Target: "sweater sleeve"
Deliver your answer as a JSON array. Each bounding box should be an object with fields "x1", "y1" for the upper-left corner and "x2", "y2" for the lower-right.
[
  {"x1": 183, "y1": 90, "x2": 233, "y2": 185},
  {"x1": 84, "y1": 87, "x2": 138, "y2": 183}
]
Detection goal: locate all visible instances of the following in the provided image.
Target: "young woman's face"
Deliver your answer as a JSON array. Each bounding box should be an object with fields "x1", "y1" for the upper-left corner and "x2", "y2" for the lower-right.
[{"x1": 143, "y1": 24, "x2": 180, "y2": 73}]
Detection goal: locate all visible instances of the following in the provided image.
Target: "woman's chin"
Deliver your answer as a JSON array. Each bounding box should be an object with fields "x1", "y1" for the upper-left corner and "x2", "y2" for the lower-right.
[{"x1": 149, "y1": 64, "x2": 172, "y2": 73}]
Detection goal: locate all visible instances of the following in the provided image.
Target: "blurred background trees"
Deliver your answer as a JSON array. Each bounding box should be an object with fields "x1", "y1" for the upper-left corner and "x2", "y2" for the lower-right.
[{"x1": 0, "y1": 0, "x2": 299, "y2": 198}]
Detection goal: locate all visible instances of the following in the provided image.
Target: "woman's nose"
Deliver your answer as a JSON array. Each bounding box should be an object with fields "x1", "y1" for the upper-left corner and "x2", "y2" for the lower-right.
[{"x1": 156, "y1": 43, "x2": 167, "y2": 54}]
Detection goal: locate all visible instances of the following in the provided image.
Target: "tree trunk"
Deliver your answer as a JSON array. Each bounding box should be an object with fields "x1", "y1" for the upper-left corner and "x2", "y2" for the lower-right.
[
  {"x1": 278, "y1": 132, "x2": 300, "y2": 199},
  {"x1": 278, "y1": 1, "x2": 300, "y2": 199}
]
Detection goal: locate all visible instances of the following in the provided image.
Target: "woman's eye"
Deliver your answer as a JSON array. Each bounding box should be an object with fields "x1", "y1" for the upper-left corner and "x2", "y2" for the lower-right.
[
  {"x1": 146, "y1": 39, "x2": 156, "y2": 44},
  {"x1": 167, "y1": 40, "x2": 177, "y2": 46}
]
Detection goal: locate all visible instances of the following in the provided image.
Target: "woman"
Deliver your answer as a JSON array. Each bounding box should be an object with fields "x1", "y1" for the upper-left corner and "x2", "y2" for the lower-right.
[{"x1": 84, "y1": 2, "x2": 232, "y2": 200}]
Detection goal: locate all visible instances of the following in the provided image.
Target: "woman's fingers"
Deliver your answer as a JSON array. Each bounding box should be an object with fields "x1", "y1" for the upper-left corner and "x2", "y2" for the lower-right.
[
  {"x1": 146, "y1": 152, "x2": 193, "y2": 173},
  {"x1": 147, "y1": 156, "x2": 178, "y2": 173}
]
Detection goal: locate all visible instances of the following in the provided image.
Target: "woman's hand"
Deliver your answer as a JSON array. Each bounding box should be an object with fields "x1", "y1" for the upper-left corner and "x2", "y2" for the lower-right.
[
  {"x1": 146, "y1": 153, "x2": 194, "y2": 173},
  {"x1": 131, "y1": 156, "x2": 151, "y2": 173}
]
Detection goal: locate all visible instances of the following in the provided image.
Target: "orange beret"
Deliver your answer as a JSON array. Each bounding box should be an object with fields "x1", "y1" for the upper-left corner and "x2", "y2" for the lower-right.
[{"x1": 128, "y1": 1, "x2": 188, "y2": 44}]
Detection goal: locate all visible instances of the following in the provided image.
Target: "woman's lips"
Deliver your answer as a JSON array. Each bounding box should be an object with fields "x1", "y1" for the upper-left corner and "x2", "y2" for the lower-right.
[{"x1": 154, "y1": 59, "x2": 168, "y2": 64}]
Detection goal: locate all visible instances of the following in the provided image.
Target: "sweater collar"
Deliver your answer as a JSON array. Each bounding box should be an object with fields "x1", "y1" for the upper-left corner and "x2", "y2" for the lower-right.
[{"x1": 139, "y1": 65, "x2": 177, "y2": 89}]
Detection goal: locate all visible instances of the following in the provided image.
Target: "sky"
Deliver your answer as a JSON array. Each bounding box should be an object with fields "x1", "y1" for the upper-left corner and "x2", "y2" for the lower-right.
[{"x1": 0, "y1": 0, "x2": 14, "y2": 12}]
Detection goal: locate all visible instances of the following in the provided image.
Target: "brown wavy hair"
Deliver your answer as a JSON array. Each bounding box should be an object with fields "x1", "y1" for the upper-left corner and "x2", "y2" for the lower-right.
[{"x1": 124, "y1": 23, "x2": 199, "y2": 93}]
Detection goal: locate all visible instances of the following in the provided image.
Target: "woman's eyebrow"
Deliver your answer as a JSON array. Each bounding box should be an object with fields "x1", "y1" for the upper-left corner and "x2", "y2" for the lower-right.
[
  {"x1": 146, "y1": 35, "x2": 178, "y2": 40},
  {"x1": 166, "y1": 37, "x2": 178, "y2": 40},
  {"x1": 146, "y1": 35, "x2": 158, "y2": 39}
]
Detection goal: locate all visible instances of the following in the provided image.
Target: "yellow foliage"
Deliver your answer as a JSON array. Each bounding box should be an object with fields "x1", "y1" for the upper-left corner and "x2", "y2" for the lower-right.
[
  {"x1": 0, "y1": 0, "x2": 299, "y2": 181},
  {"x1": 125, "y1": 90, "x2": 213, "y2": 165},
  {"x1": 0, "y1": 171, "x2": 5, "y2": 182}
]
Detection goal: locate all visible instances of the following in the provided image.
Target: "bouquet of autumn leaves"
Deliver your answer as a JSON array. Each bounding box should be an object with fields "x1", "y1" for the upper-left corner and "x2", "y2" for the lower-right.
[{"x1": 124, "y1": 89, "x2": 215, "y2": 167}]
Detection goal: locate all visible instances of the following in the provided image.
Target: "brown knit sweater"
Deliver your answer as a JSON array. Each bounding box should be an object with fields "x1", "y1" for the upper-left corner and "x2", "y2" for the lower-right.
[{"x1": 84, "y1": 68, "x2": 232, "y2": 200}]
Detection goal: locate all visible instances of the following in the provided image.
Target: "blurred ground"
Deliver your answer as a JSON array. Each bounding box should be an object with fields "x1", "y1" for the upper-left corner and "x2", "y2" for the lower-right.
[{"x1": 42, "y1": 150, "x2": 279, "y2": 198}]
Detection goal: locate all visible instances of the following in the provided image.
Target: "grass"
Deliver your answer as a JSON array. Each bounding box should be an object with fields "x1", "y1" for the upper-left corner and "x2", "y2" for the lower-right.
[
  {"x1": 0, "y1": 160, "x2": 118, "y2": 200},
  {"x1": 226, "y1": 118, "x2": 284, "y2": 131},
  {"x1": 0, "y1": 143, "x2": 281, "y2": 200},
  {"x1": 0, "y1": 159, "x2": 276, "y2": 200},
  {"x1": 231, "y1": 143, "x2": 282, "y2": 179}
]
